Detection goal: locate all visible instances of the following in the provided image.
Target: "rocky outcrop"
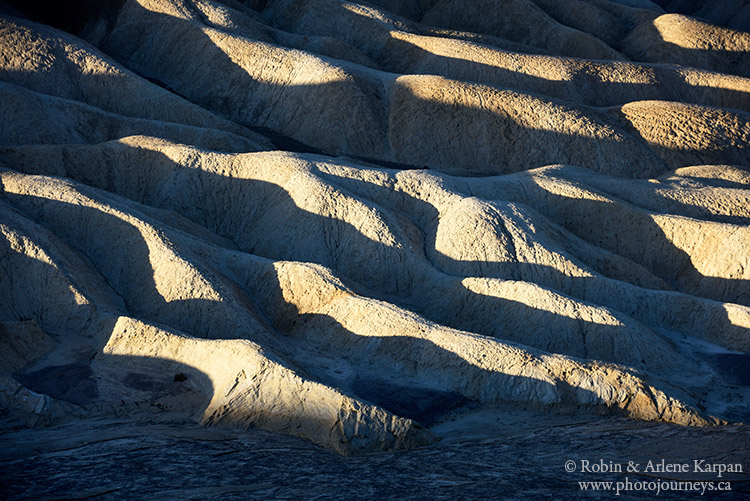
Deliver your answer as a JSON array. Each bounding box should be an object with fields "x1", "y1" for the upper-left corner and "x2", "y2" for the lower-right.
[{"x1": 1, "y1": 0, "x2": 747, "y2": 453}]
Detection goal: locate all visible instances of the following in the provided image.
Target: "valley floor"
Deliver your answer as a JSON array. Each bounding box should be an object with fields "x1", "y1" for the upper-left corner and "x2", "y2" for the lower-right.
[{"x1": 2, "y1": 409, "x2": 749, "y2": 499}]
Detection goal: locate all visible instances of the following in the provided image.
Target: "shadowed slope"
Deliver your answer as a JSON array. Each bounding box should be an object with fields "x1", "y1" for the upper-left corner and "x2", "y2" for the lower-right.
[
  {"x1": 3, "y1": 139, "x2": 748, "y2": 359},
  {"x1": 71, "y1": 0, "x2": 750, "y2": 176},
  {"x1": 0, "y1": 15, "x2": 272, "y2": 147},
  {"x1": 1, "y1": 0, "x2": 749, "y2": 453},
  {"x1": 0, "y1": 168, "x2": 722, "y2": 436}
]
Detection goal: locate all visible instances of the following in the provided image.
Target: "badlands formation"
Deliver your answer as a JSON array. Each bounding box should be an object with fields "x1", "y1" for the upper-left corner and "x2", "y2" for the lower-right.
[{"x1": 1, "y1": 0, "x2": 749, "y2": 463}]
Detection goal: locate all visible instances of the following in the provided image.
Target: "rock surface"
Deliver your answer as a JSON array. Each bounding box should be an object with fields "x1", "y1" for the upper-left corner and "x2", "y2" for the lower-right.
[
  {"x1": 2, "y1": 412, "x2": 749, "y2": 499},
  {"x1": 0, "y1": 0, "x2": 748, "y2": 470}
]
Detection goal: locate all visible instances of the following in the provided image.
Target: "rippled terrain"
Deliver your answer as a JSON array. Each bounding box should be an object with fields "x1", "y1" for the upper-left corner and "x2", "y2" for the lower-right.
[{"x1": 1, "y1": 0, "x2": 749, "y2": 497}]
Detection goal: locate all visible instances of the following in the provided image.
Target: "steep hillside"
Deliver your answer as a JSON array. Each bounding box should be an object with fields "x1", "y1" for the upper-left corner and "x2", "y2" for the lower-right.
[{"x1": 1, "y1": 0, "x2": 749, "y2": 457}]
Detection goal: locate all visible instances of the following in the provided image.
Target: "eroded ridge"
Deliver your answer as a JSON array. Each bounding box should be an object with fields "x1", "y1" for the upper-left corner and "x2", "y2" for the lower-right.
[{"x1": 1, "y1": 0, "x2": 748, "y2": 453}]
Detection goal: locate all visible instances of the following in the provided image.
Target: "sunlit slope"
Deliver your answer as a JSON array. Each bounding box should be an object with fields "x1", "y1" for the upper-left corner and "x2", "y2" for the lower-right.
[
  {"x1": 1, "y1": 0, "x2": 749, "y2": 453},
  {"x1": 69, "y1": 0, "x2": 749, "y2": 175}
]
